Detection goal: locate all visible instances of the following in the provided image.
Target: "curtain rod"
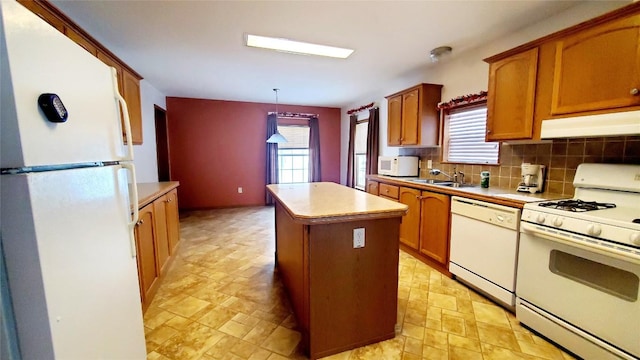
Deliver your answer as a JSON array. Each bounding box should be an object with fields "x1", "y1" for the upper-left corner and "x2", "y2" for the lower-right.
[
  {"x1": 346, "y1": 102, "x2": 376, "y2": 115},
  {"x1": 269, "y1": 111, "x2": 318, "y2": 119}
]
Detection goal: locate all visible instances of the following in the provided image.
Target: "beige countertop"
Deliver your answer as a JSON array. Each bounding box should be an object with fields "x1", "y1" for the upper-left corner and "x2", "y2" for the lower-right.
[
  {"x1": 369, "y1": 175, "x2": 567, "y2": 208},
  {"x1": 137, "y1": 181, "x2": 180, "y2": 208},
  {"x1": 267, "y1": 182, "x2": 408, "y2": 224}
]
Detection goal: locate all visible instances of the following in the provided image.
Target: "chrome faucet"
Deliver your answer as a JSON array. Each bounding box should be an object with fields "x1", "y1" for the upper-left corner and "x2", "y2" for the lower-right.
[{"x1": 430, "y1": 166, "x2": 464, "y2": 185}]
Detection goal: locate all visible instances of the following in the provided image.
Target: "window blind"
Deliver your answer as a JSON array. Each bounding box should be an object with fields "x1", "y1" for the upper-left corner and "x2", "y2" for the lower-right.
[
  {"x1": 278, "y1": 125, "x2": 309, "y2": 149},
  {"x1": 355, "y1": 122, "x2": 368, "y2": 153},
  {"x1": 446, "y1": 106, "x2": 499, "y2": 164}
]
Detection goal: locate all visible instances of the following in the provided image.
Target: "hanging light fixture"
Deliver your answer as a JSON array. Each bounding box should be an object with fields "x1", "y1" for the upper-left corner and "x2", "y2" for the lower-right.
[{"x1": 266, "y1": 88, "x2": 288, "y2": 143}]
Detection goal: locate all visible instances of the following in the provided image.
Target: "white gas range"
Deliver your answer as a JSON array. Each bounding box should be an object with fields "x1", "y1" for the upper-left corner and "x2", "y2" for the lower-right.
[{"x1": 516, "y1": 163, "x2": 640, "y2": 360}]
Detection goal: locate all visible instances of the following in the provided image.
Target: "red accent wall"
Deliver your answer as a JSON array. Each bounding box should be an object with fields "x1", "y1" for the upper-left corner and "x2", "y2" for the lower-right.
[{"x1": 166, "y1": 97, "x2": 341, "y2": 210}]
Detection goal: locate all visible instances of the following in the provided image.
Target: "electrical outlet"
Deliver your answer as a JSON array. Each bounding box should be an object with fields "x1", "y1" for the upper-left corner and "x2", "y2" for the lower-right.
[
  {"x1": 353, "y1": 228, "x2": 365, "y2": 248},
  {"x1": 238, "y1": 187, "x2": 243, "y2": 194},
  {"x1": 427, "y1": 160, "x2": 433, "y2": 169}
]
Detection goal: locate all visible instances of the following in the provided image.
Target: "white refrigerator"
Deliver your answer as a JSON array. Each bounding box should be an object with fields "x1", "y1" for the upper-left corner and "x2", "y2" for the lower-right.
[{"x1": 1, "y1": 1, "x2": 146, "y2": 359}]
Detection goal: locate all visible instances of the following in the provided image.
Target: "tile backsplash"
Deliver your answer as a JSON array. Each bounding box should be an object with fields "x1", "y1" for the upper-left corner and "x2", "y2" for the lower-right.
[{"x1": 399, "y1": 136, "x2": 639, "y2": 196}]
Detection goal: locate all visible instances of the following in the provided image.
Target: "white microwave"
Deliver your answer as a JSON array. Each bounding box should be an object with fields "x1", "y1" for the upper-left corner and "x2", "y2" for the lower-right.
[{"x1": 378, "y1": 156, "x2": 419, "y2": 177}]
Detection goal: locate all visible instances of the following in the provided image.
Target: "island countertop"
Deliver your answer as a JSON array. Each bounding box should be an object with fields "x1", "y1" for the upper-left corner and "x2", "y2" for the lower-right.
[{"x1": 266, "y1": 182, "x2": 408, "y2": 224}]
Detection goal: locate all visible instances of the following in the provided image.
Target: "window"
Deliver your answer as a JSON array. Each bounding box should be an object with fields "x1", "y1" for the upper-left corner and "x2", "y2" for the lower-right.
[
  {"x1": 443, "y1": 105, "x2": 499, "y2": 164},
  {"x1": 278, "y1": 125, "x2": 309, "y2": 183},
  {"x1": 354, "y1": 120, "x2": 368, "y2": 190}
]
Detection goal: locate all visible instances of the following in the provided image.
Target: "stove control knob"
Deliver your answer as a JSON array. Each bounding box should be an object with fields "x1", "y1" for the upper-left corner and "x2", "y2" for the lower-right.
[
  {"x1": 631, "y1": 233, "x2": 640, "y2": 246},
  {"x1": 552, "y1": 217, "x2": 563, "y2": 227},
  {"x1": 587, "y1": 223, "x2": 602, "y2": 237},
  {"x1": 536, "y1": 214, "x2": 546, "y2": 224}
]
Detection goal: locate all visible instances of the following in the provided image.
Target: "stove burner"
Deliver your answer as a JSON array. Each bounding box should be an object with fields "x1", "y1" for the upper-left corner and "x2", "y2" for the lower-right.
[{"x1": 538, "y1": 199, "x2": 616, "y2": 212}]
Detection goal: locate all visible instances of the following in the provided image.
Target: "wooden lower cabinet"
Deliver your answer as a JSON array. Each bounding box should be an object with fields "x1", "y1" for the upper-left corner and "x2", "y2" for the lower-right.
[
  {"x1": 418, "y1": 192, "x2": 451, "y2": 266},
  {"x1": 399, "y1": 187, "x2": 421, "y2": 250},
  {"x1": 134, "y1": 204, "x2": 160, "y2": 308},
  {"x1": 365, "y1": 180, "x2": 379, "y2": 195},
  {"x1": 135, "y1": 188, "x2": 180, "y2": 311},
  {"x1": 164, "y1": 189, "x2": 180, "y2": 254},
  {"x1": 398, "y1": 186, "x2": 451, "y2": 275}
]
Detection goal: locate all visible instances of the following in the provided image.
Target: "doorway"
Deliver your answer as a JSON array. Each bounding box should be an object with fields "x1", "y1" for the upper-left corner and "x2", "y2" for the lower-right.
[{"x1": 154, "y1": 106, "x2": 170, "y2": 182}]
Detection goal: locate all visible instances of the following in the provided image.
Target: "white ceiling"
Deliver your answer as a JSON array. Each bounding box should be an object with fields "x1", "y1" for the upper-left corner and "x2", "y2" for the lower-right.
[{"x1": 49, "y1": 1, "x2": 618, "y2": 108}]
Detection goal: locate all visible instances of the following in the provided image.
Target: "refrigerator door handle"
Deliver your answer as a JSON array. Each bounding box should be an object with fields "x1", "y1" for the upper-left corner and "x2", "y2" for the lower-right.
[
  {"x1": 121, "y1": 162, "x2": 139, "y2": 258},
  {"x1": 111, "y1": 67, "x2": 135, "y2": 161}
]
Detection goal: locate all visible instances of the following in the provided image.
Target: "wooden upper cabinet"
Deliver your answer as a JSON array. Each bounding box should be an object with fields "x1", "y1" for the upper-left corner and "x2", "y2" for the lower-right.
[
  {"x1": 419, "y1": 191, "x2": 450, "y2": 266},
  {"x1": 401, "y1": 89, "x2": 420, "y2": 145},
  {"x1": 387, "y1": 95, "x2": 403, "y2": 146},
  {"x1": 486, "y1": 48, "x2": 538, "y2": 141},
  {"x1": 399, "y1": 187, "x2": 421, "y2": 251},
  {"x1": 122, "y1": 70, "x2": 143, "y2": 144},
  {"x1": 551, "y1": 15, "x2": 640, "y2": 115},
  {"x1": 96, "y1": 50, "x2": 124, "y2": 92},
  {"x1": 386, "y1": 83, "x2": 442, "y2": 147},
  {"x1": 97, "y1": 50, "x2": 143, "y2": 144}
]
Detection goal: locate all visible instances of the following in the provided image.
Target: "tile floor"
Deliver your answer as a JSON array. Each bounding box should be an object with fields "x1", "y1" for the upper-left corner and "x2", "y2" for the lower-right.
[{"x1": 144, "y1": 206, "x2": 575, "y2": 360}]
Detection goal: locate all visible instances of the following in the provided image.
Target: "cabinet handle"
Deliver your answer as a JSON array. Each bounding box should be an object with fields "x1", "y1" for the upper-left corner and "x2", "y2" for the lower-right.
[
  {"x1": 487, "y1": 129, "x2": 491, "y2": 134},
  {"x1": 631, "y1": 88, "x2": 639, "y2": 96},
  {"x1": 166, "y1": 198, "x2": 172, "y2": 203},
  {"x1": 137, "y1": 219, "x2": 144, "y2": 225}
]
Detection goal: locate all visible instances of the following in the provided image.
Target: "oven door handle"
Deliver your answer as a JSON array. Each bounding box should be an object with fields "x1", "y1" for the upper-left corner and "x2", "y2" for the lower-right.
[{"x1": 521, "y1": 223, "x2": 640, "y2": 265}]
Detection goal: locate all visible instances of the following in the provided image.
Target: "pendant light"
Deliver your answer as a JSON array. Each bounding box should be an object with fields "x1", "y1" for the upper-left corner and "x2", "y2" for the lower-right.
[{"x1": 267, "y1": 88, "x2": 288, "y2": 143}]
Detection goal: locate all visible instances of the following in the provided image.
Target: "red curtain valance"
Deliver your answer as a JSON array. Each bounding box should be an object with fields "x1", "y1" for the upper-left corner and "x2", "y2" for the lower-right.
[{"x1": 437, "y1": 91, "x2": 487, "y2": 110}]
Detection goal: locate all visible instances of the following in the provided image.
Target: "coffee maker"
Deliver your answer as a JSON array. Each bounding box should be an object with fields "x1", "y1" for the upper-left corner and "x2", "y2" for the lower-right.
[{"x1": 517, "y1": 163, "x2": 545, "y2": 193}]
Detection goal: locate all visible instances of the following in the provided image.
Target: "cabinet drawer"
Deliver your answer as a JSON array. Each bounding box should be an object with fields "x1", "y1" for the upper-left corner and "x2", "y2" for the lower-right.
[{"x1": 379, "y1": 183, "x2": 399, "y2": 199}]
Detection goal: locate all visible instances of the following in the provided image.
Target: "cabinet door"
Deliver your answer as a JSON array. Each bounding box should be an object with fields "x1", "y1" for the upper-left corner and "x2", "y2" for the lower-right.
[
  {"x1": 134, "y1": 204, "x2": 159, "y2": 306},
  {"x1": 164, "y1": 189, "x2": 181, "y2": 255},
  {"x1": 153, "y1": 194, "x2": 169, "y2": 273},
  {"x1": 419, "y1": 191, "x2": 450, "y2": 266},
  {"x1": 398, "y1": 187, "x2": 421, "y2": 250},
  {"x1": 486, "y1": 48, "x2": 538, "y2": 141},
  {"x1": 401, "y1": 88, "x2": 420, "y2": 145},
  {"x1": 366, "y1": 180, "x2": 379, "y2": 196},
  {"x1": 122, "y1": 70, "x2": 143, "y2": 144},
  {"x1": 551, "y1": 16, "x2": 640, "y2": 115},
  {"x1": 387, "y1": 95, "x2": 403, "y2": 146}
]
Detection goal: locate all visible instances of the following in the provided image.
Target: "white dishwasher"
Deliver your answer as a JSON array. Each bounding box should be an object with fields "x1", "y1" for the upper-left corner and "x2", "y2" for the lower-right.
[{"x1": 449, "y1": 196, "x2": 521, "y2": 308}]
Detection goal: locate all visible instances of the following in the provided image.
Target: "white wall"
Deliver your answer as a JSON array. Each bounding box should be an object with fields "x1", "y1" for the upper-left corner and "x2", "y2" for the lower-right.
[
  {"x1": 133, "y1": 80, "x2": 166, "y2": 183},
  {"x1": 339, "y1": 1, "x2": 629, "y2": 185}
]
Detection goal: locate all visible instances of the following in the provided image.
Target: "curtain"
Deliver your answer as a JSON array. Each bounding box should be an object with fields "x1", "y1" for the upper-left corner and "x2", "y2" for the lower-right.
[
  {"x1": 346, "y1": 114, "x2": 357, "y2": 187},
  {"x1": 365, "y1": 108, "x2": 379, "y2": 175},
  {"x1": 265, "y1": 113, "x2": 278, "y2": 205},
  {"x1": 308, "y1": 117, "x2": 322, "y2": 182}
]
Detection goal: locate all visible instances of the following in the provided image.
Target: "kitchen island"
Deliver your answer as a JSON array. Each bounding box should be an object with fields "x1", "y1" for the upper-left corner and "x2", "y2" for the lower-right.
[{"x1": 266, "y1": 182, "x2": 408, "y2": 359}]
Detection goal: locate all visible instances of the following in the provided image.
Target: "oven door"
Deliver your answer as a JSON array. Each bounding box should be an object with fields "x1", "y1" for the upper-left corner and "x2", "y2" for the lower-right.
[{"x1": 517, "y1": 222, "x2": 640, "y2": 358}]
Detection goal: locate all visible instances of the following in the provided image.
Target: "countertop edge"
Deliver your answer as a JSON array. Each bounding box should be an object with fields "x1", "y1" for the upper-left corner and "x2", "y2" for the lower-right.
[
  {"x1": 137, "y1": 181, "x2": 180, "y2": 209},
  {"x1": 267, "y1": 183, "x2": 409, "y2": 225},
  {"x1": 367, "y1": 175, "x2": 566, "y2": 208}
]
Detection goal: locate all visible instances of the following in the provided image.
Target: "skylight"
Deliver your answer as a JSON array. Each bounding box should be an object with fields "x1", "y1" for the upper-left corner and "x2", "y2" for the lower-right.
[{"x1": 245, "y1": 34, "x2": 354, "y2": 59}]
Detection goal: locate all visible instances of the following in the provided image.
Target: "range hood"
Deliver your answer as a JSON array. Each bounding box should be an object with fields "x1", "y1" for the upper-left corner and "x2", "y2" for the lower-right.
[{"x1": 540, "y1": 110, "x2": 640, "y2": 139}]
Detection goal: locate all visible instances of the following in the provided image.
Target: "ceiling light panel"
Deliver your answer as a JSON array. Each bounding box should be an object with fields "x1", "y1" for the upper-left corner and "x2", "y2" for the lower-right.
[{"x1": 246, "y1": 34, "x2": 354, "y2": 59}]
